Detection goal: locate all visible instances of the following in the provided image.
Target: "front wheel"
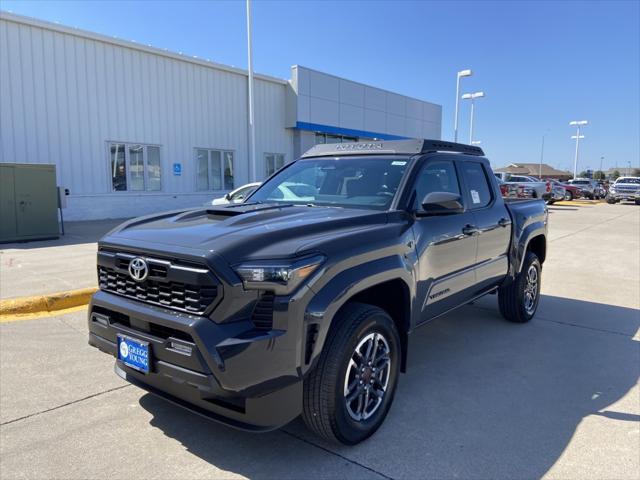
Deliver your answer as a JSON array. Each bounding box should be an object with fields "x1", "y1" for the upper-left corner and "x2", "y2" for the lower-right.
[
  {"x1": 635, "y1": 199, "x2": 640, "y2": 206},
  {"x1": 498, "y1": 252, "x2": 541, "y2": 323},
  {"x1": 302, "y1": 303, "x2": 401, "y2": 445},
  {"x1": 564, "y1": 191, "x2": 574, "y2": 201}
]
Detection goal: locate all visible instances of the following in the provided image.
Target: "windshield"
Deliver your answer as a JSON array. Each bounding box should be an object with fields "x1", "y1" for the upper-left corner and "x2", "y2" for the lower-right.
[
  {"x1": 616, "y1": 178, "x2": 640, "y2": 184},
  {"x1": 570, "y1": 180, "x2": 589, "y2": 185},
  {"x1": 248, "y1": 156, "x2": 411, "y2": 210}
]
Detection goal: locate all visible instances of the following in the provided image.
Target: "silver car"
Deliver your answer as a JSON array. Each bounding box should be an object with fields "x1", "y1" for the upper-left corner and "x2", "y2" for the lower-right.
[{"x1": 607, "y1": 177, "x2": 640, "y2": 204}]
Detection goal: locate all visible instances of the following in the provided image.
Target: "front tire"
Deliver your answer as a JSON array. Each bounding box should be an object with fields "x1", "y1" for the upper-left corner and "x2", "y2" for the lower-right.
[
  {"x1": 498, "y1": 252, "x2": 541, "y2": 323},
  {"x1": 564, "y1": 191, "x2": 573, "y2": 201},
  {"x1": 302, "y1": 303, "x2": 401, "y2": 445}
]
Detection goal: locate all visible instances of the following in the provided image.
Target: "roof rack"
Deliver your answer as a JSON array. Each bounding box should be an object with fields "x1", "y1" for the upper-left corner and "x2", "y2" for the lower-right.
[{"x1": 300, "y1": 139, "x2": 485, "y2": 158}]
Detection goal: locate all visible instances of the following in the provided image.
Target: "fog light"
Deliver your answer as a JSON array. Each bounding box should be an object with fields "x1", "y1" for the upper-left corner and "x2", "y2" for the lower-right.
[
  {"x1": 92, "y1": 313, "x2": 109, "y2": 327},
  {"x1": 169, "y1": 340, "x2": 192, "y2": 356}
]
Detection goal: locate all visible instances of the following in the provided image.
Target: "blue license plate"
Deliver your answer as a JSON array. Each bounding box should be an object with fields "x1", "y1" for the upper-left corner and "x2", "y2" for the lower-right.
[{"x1": 117, "y1": 335, "x2": 150, "y2": 374}]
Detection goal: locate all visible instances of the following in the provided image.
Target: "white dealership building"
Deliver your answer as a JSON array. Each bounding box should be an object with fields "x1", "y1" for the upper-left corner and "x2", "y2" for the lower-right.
[{"x1": 0, "y1": 12, "x2": 442, "y2": 220}]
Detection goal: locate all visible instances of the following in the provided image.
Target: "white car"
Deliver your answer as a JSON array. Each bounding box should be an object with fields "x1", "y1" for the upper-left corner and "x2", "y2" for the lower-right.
[{"x1": 210, "y1": 182, "x2": 261, "y2": 205}]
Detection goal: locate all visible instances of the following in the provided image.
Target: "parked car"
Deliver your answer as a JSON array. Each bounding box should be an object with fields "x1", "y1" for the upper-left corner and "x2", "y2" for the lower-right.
[
  {"x1": 211, "y1": 182, "x2": 261, "y2": 205},
  {"x1": 594, "y1": 182, "x2": 607, "y2": 199},
  {"x1": 553, "y1": 180, "x2": 582, "y2": 201},
  {"x1": 498, "y1": 179, "x2": 535, "y2": 199},
  {"x1": 88, "y1": 139, "x2": 548, "y2": 445},
  {"x1": 566, "y1": 178, "x2": 599, "y2": 199},
  {"x1": 494, "y1": 173, "x2": 552, "y2": 202},
  {"x1": 606, "y1": 177, "x2": 640, "y2": 204}
]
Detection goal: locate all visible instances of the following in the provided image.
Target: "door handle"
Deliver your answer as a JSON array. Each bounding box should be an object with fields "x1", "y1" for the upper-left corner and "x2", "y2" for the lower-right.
[
  {"x1": 462, "y1": 224, "x2": 479, "y2": 236},
  {"x1": 498, "y1": 217, "x2": 511, "y2": 227}
]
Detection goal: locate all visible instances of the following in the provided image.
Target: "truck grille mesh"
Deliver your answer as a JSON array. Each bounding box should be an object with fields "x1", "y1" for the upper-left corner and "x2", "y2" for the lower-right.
[{"x1": 98, "y1": 266, "x2": 217, "y2": 315}]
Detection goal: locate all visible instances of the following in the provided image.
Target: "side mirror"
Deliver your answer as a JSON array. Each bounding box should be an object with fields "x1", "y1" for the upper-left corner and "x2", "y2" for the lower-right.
[
  {"x1": 417, "y1": 192, "x2": 464, "y2": 216},
  {"x1": 225, "y1": 193, "x2": 232, "y2": 201}
]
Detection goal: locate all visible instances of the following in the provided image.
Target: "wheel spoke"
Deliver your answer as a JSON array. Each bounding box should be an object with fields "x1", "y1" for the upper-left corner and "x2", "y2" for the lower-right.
[
  {"x1": 370, "y1": 333, "x2": 380, "y2": 364},
  {"x1": 375, "y1": 355, "x2": 390, "y2": 370}
]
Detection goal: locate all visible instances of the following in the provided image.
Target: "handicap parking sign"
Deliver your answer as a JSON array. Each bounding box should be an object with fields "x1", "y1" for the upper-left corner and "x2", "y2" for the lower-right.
[{"x1": 173, "y1": 163, "x2": 182, "y2": 176}]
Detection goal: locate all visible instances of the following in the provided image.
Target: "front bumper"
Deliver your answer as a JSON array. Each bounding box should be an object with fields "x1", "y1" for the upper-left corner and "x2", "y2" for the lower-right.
[
  {"x1": 608, "y1": 192, "x2": 640, "y2": 201},
  {"x1": 88, "y1": 290, "x2": 303, "y2": 431}
]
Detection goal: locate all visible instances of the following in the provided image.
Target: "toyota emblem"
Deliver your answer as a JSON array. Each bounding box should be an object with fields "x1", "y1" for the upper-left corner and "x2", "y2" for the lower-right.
[{"x1": 128, "y1": 257, "x2": 148, "y2": 282}]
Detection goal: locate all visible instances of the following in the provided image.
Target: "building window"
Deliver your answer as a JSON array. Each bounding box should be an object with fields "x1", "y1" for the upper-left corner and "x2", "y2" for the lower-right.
[
  {"x1": 195, "y1": 149, "x2": 234, "y2": 191},
  {"x1": 314, "y1": 133, "x2": 358, "y2": 145},
  {"x1": 265, "y1": 153, "x2": 285, "y2": 177},
  {"x1": 109, "y1": 142, "x2": 161, "y2": 192}
]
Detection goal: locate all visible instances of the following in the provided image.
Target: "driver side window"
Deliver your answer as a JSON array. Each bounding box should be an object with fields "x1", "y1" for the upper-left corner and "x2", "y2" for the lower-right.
[{"x1": 413, "y1": 160, "x2": 461, "y2": 210}]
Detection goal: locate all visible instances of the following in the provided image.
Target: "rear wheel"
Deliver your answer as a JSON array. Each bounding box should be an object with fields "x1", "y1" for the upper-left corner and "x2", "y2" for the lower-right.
[
  {"x1": 635, "y1": 199, "x2": 640, "y2": 206},
  {"x1": 302, "y1": 303, "x2": 400, "y2": 445},
  {"x1": 498, "y1": 252, "x2": 541, "y2": 323},
  {"x1": 607, "y1": 197, "x2": 617, "y2": 204}
]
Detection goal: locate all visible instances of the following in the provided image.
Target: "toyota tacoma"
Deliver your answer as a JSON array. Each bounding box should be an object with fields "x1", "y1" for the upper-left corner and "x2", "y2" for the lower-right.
[{"x1": 88, "y1": 139, "x2": 547, "y2": 445}]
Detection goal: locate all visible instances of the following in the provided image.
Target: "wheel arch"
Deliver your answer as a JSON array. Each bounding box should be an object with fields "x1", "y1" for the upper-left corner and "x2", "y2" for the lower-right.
[{"x1": 304, "y1": 256, "x2": 413, "y2": 375}]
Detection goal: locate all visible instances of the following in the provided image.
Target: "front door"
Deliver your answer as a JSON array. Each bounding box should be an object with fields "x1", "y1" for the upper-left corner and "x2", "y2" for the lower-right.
[{"x1": 410, "y1": 157, "x2": 478, "y2": 322}]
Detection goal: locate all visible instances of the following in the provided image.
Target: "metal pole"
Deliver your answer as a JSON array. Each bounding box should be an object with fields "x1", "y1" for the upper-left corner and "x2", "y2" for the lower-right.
[
  {"x1": 572, "y1": 125, "x2": 581, "y2": 179},
  {"x1": 246, "y1": 0, "x2": 256, "y2": 183},
  {"x1": 454, "y1": 75, "x2": 461, "y2": 143},
  {"x1": 469, "y1": 99, "x2": 475, "y2": 144},
  {"x1": 539, "y1": 134, "x2": 546, "y2": 178}
]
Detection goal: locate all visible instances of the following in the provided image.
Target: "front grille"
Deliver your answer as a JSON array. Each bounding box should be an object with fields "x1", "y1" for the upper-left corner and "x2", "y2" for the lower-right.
[
  {"x1": 98, "y1": 266, "x2": 217, "y2": 315},
  {"x1": 251, "y1": 292, "x2": 275, "y2": 330}
]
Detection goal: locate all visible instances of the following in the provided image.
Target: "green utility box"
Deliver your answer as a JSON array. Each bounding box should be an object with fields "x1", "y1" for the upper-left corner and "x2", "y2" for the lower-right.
[{"x1": 0, "y1": 163, "x2": 59, "y2": 243}]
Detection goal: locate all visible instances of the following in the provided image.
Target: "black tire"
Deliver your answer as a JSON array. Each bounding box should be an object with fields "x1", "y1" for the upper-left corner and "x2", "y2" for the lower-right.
[
  {"x1": 635, "y1": 199, "x2": 640, "y2": 206},
  {"x1": 498, "y1": 252, "x2": 541, "y2": 323},
  {"x1": 302, "y1": 302, "x2": 401, "y2": 445},
  {"x1": 607, "y1": 197, "x2": 616, "y2": 204},
  {"x1": 564, "y1": 191, "x2": 573, "y2": 201}
]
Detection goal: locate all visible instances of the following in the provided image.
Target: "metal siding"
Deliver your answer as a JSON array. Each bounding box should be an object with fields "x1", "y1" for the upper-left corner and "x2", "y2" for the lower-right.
[{"x1": 0, "y1": 15, "x2": 291, "y2": 211}]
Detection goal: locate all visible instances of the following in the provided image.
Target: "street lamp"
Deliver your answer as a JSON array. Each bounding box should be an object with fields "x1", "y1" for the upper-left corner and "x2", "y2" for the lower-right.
[
  {"x1": 569, "y1": 120, "x2": 588, "y2": 179},
  {"x1": 454, "y1": 69, "x2": 472, "y2": 143},
  {"x1": 539, "y1": 129, "x2": 550, "y2": 178},
  {"x1": 462, "y1": 91, "x2": 485, "y2": 144}
]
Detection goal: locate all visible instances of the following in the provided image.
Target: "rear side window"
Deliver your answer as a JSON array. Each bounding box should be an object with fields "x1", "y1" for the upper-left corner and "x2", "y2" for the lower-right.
[{"x1": 461, "y1": 162, "x2": 493, "y2": 209}]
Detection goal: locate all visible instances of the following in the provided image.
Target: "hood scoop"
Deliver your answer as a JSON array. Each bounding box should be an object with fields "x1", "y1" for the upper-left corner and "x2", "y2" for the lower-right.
[{"x1": 205, "y1": 203, "x2": 295, "y2": 218}]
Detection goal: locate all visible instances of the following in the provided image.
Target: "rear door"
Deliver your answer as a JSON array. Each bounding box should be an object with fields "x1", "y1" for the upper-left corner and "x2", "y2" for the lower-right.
[
  {"x1": 411, "y1": 156, "x2": 478, "y2": 322},
  {"x1": 459, "y1": 161, "x2": 511, "y2": 292}
]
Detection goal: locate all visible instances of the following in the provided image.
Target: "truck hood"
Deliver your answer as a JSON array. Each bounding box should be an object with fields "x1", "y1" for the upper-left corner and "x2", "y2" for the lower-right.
[{"x1": 101, "y1": 203, "x2": 390, "y2": 263}]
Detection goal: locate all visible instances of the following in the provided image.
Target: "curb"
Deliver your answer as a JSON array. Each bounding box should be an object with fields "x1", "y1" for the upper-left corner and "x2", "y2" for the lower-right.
[{"x1": 0, "y1": 287, "x2": 98, "y2": 317}]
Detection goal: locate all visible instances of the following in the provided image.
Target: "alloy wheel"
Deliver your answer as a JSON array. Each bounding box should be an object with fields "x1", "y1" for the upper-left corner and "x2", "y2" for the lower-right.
[{"x1": 343, "y1": 332, "x2": 391, "y2": 421}]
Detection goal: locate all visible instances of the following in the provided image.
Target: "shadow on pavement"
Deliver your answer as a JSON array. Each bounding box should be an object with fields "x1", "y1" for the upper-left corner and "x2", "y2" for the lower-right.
[
  {"x1": 139, "y1": 295, "x2": 639, "y2": 479},
  {"x1": 0, "y1": 219, "x2": 127, "y2": 250}
]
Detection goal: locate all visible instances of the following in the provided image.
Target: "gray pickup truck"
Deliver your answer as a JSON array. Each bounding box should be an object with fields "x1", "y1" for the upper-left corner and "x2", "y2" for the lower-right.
[{"x1": 88, "y1": 139, "x2": 548, "y2": 445}]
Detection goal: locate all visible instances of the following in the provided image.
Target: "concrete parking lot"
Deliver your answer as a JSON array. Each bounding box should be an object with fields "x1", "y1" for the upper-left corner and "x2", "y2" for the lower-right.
[{"x1": 1, "y1": 203, "x2": 639, "y2": 479}]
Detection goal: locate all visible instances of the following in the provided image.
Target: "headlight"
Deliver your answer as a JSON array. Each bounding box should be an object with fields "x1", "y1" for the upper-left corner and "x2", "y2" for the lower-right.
[{"x1": 234, "y1": 255, "x2": 325, "y2": 294}]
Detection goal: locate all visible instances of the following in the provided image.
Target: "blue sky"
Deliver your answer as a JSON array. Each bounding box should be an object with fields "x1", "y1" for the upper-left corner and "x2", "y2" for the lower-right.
[{"x1": 2, "y1": 0, "x2": 638, "y2": 171}]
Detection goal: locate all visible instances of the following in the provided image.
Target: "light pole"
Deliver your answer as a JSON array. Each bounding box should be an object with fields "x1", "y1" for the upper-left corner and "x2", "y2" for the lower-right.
[
  {"x1": 539, "y1": 130, "x2": 550, "y2": 178},
  {"x1": 246, "y1": 0, "x2": 256, "y2": 182},
  {"x1": 569, "y1": 120, "x2": 588, "y2": 179},
  {"x1": 462, "y1": 92, "x2": 485, "y2": 144},
  {"x1": 599, "y1": 156, "x2": 604, "y2": 179},
  {"x1": 454, "y1": 69, "x2": 472, "y2": 143}
]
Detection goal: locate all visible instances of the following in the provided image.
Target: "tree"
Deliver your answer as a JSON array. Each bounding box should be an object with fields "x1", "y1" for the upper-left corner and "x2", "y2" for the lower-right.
[
  {"x1": 578, "y1": 171, "x2": 589, "y2": 178},
  {"x1": 611, "y1": 170, "x2": 621, "y2": 180},
  {"x1": 633, "y1": 168, "x2": 640, "y2": 176},
  {"x1": 593, "y1": 170, "x2": 605, "y2": 180}
]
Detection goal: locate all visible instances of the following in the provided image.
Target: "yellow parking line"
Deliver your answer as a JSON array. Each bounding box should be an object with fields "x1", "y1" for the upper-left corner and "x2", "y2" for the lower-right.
[{"x1": 0, "y1": 305, "x2": 88, "y2": 323}]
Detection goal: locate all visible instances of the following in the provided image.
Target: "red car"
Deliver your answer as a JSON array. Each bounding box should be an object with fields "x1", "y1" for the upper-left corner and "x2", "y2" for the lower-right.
[{"x1": 552, "y1": 180, "x2": 582, "y2": 201}]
